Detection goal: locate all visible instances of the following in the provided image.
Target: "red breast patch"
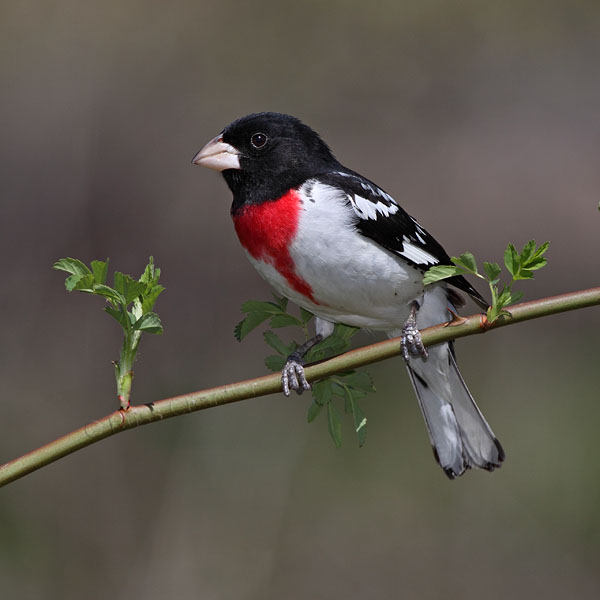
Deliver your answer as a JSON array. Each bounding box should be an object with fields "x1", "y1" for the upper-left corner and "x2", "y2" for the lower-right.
[{"x1": 233, "y1": 190, "x2": 317, "y2": 303}]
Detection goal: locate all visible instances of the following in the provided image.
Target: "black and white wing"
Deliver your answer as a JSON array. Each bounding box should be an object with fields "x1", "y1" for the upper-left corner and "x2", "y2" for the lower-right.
[{"x1": 319, "y1": 170, "x2": 487, "y2": 307}]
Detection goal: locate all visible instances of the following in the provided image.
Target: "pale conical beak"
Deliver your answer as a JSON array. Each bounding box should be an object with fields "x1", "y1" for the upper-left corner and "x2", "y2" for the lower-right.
[{"x1": 191, "y1": 135, "x2": 241, "y2": 171}]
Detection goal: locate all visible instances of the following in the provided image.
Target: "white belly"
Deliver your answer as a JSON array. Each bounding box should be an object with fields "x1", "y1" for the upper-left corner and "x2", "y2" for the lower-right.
[{"x1": 246, "y1": 181, "x2": 430, "y2": 331}]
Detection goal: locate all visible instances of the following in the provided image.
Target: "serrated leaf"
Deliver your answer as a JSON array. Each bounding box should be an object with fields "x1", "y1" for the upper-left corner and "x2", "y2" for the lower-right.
[
  {"x1": 530, "y1": 241, "x2": 550, "y2": 260},
  {"x1": 487, "y1": 305, "x2": 512, "y2": 322},
  {"x1": 300, "y1": 307, "x2": 314, "y2": 323},
  {"x1": 265, "y1": 354, "x2": 286, "y2": 372},
  {"x1": 327, "y1": 403, "x2": 342, "y2": 448},
  {"x1": 453, "y1": 252, "x2": 478, "y2": 274},
  {"x1": 423, "y1": 265, "x2": 466, "y2": 285},
  {"x1": 234, "y1": 311, "x2": 272, "y2": 341},
  {"x1": 53, "y1": 257, "x2": 92, "y2": 277},
  {"x1": 519, "y1": 240, "x2": 536, "y2": 264},
  {"x1": 139, "y1": 257, "x2": 158, "y2": 285},
  {"x1": 71, "y1": 273, "x2": 95, "y2": 292},
  {"x1": 53, "y1": 257, "x2": 93, "y2": 291},
  {"x1": 329, "y1": 381, "x2": 347, "y2": 397},
  {"x1": 269, "y1": 314, "x2": 303, "y2": 328},
  {"x1": 508, "y1": 290, "x2": 523, "y2": 304},
  {"x1": 263, "y1": 330, "x2": 292, "y2": 356},
  {"x1": 496, "y1": 288, "x2": 510, "y2": 307},
  {"x1": 332, "y1": 323, "x2": 359, "y2": 341},
  {"x1": 312, "y1": 380, "x2": 333, "y2": 406},
  {"x1": 305, "y1": 335, "x2": 348, "y2": 362},
  {"x1": 522, "y1": 256, "x2": 547, "y2": 271},
  {"x1": 134, "y1": 312, "x2": 163, "y2": 333},
  {"x1": 513, "y1": 270, "x2": 535, "y2": 281},
  {"x1": 113, "y1": 272, "x2": 147, "y2": 305},
  {"x1": 503, "y1": 244, "x2": 520, "y2": 277},
  {"x1": 92, "y1": 284, "x2": 126, "y2": 306},
  {"x1": 307, "y1": 400, "x2": 322, "y2": 423},
  {"x1": 483, "y1": 261, "x2": 501, "y2": 282},
  {"x1": 126, "y1": 280, "x2": 147, "y2": 304},
  {"x1": 141, "y1": 284, "x2": 165, "y2": 313},
  {"x1": 343, "y1": 387, "x2": 368, "y2": 447},
  {"x1": 113, "y1": 271, "x2": 126, "y2": 295},
  {"x1": 104, "y1": 306, "x2": 129, "y2": 329},
  {"x1": 91, "y1": 260, "x2": 109, "y2": 285},
  {"x1": 338, "y1": 371, "x2": 375, "y2": 392},
  {"x1": 271, "y1": 294, "x2": 288, "y2": 311},
  {"x1": 240, "y1": 300, "x2": 283, "y2": 314}
]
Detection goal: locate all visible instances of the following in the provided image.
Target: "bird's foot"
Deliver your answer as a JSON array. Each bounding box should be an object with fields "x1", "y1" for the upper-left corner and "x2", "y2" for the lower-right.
[
  {"x1": 401, "y1": 301, "x2": 428, "y2": 362},
  {"x1": 282, "y1": 355, "x2": 311, "y2": 396},
  {"x1": 281, "y1": 334, "x2": 323, "y2": 396}
]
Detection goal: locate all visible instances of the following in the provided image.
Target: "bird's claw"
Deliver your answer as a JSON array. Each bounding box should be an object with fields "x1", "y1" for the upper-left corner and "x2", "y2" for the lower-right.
[
  {"x1": 401, "y1": 303, "x2": 428, "y2": 362},
  {"x1": 282, "y1": 359, "x2": 311, "y2": 396}
]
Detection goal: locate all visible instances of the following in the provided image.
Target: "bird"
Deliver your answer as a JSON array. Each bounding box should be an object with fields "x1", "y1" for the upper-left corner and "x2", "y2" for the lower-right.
[{"x1": 192, "y1": 112, "x2": 505, "y2": 479}]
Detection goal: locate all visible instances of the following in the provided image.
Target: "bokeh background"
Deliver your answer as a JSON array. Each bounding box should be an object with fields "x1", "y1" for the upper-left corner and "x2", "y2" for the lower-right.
[{"x1": 1, "y1": 1, "x2": 599, "y2": 598}]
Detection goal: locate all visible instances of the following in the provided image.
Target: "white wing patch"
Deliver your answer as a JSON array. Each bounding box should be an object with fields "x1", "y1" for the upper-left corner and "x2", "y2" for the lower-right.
[
  {"x1": 335, "y1": 171, "x2": 399, "y2": 221},
  {"x1": 350, "y1": 194, "x2": 399, "y2": 220},
  {"x1": 315, "y1": 172, "x2": 439, "y2": 267},
  {"x1": 400, "y1": 236, "x2": 439, "y2": 265}
]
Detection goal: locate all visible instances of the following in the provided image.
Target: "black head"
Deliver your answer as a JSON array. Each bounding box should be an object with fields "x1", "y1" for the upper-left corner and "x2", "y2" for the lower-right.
[{"x1": 193, "y1": 112, "x2": 339, "y2": 210}]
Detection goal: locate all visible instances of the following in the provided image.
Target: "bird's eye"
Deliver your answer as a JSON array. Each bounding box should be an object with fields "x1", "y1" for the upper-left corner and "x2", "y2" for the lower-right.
[{"x1": 250, "y1": 132, "x2": 268, "y2": 149}]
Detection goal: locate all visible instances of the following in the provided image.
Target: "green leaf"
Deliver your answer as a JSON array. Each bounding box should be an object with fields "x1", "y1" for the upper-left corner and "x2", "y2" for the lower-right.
[
  {"x1": 312, "y1": 380, "x2": 333, "y2": 406},
  {"x1": 513, "y1": 270, "x2": 535, "y2": 281},
  {"x1": 329, "y1": 380, "x2": 347, "y2": 397},
  {"x1": 486, "y1": 305, "x2": 510, "y2": 323},
  {"x1": 53, "y1": 258, "x2": 94, "y2": 291},
  {"x1": 496, "y1": 286, "x2": 513, "y2": 309},
  {"x1": 307, "y1": 400, "x2": 322, "y2": 423},
  {"x1": 509, "y1": 241, "x2": 549, "y2": 281},
  {"x1": 305, "y1": 324, "x2": 360, "y2": 362},
  {"x1": 530, "y1": 241, "x2": 550, "y2": 260},
  {"x1": 423, "y1": 265, "x2": 466, "y2": 285},
  {"x1": 332, "y1": 323, "x2": 359, "y2": 341},
  {"x1": 327, "y1": 403, "x2": 342, "y2": 448},
  {"x1": 265, "y1": 354, "x2": 286, "y2": 371},
  {"x1": 305, "y1": 336, "x2": 348, "y2": 362},
  {"x1": 300, "y1": 307, "x2": 314, "y2": 323},
  {"x1": 338, "y1": 371, "x2": 375, "y2": 393},
  {"x1": 104, "y1": 306, "x2": 129, "y2": 329},
  {"x1": 240, "y1": 300, "x2": 283, "y2": 314},
  {"x1": 508, "y1": 290, "x2": 524, "y2": 305},
  {"x1": 519, "y1": 240, "x2": 536, "y2": 264},
  {"x1": 139, "y1": 256, "x2": 159, "y2": 285},
  {"x1": 269, "y1": 314, "x2": 303, "y2": 328},
  {"x1": 113, "y1": 272, "x2": 147, "y2": 305},
  {"x1": 271, "y1": 294, "x2": 288, "y2": 311},
  {"x1": 134, "y1": 312, "x2": 163, "y2": 334},
  {"x1": 91, "y1": 260, "x2": 109, "y2": 285},
  {"x1": 453, "y1": 252, "x2": 478, "y2": 274},
  {"x1": 71, "y1": 274, "x2": 96, "y2": 292},
  {"x1": 483, "y1": 261, "x2": 501, "y2": 282},
  {"x1": 263, "y1": 330, "x2": 292, "y2": 356},
  {"x1": 503, "y1": 244, "x2": 520, "y2": 277},
  {"x1": 92, "y1": 284, "x2": 127, "y2": 307},
  {"x1": 53, "y1": 257, "x2": 92, "y2": 278},
  {"x1": 141, "y1": 284, "x2": 165, "y2": 314},
  {"x1": 522, "y1": 257, "x2": 548, "y2": 271},
  {"x1": 343, "y1": 387, "x2": 368, "y2": 447},
  {"x1": 234, "y1": 311, "x2": 272, "y2": 341}
]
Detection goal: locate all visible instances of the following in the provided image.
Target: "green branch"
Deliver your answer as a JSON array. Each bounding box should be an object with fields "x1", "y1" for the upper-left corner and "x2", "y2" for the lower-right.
[{"x1": 1, "y1": 287, "x2": 599, "y2": 488}]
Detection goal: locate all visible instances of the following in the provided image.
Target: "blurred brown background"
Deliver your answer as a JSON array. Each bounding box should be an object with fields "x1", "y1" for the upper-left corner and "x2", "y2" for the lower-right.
[{"x1": 1, "y1": 1, "x2": 600, "y2": 598}]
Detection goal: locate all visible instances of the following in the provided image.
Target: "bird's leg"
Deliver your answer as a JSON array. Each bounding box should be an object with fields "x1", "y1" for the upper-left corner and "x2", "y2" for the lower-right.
[
  {"x1": 281, "y1": 335, "x2": 323, "y2": 396},
  {"x1": 401, "y1": 300, "x2": 428, "y2": 362}
]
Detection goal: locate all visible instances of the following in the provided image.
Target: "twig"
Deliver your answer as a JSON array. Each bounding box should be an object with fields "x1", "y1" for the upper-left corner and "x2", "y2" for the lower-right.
[{"x1": 1, "y1": 287, "x2": 598, "y2": 488}]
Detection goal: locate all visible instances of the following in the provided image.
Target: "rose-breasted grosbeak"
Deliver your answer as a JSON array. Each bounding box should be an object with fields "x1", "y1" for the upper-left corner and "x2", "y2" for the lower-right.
[{"x1": 193, "y1": 112, "x2": 504, "y2": 478}]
